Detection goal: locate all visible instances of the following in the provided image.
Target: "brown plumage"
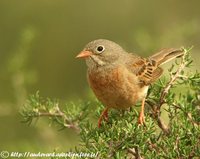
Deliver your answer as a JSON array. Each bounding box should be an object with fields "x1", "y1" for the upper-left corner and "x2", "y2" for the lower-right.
[{"x1": 76, "y1": 39, "x2": 184, "y2": 127}]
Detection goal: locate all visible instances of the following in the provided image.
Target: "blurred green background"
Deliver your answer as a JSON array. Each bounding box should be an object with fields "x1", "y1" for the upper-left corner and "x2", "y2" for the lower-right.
[{"x1": 0, "y1": 0, "x2": 200, "y2": 153}]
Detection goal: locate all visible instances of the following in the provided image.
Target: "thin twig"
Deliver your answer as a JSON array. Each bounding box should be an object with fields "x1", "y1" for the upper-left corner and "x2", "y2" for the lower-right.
[
  {"x1": 37, "y1": 112, "x2": 62, "y2": 117},
  {"x1": 146, "y1": 100, "x2": 170, "y2": 134},
  {"x1": 35, "y1": 105, "x2": 80, "y2": 132},
  {"x1": 148, "y1": 49, "x2": 189, "y2": 135},
  {"x1": 155, "y1": 50, "x2": 188, "y2": 134},
  {"x1": 128, "y1": 147, "x2": 143, "y2": 159},
  {"x1": 127, "y1": 148, "x2": 136, "y2": 156},
  {"x1": 157, "y1": 116, "x2": 170, "y2": 135},
  {"x1": 159, "y1": 51, "x2": 187, "y2": 107},
  {"x1": 171, "y1": 103, "x2": 200, "y2": 126},
  {"x1": 108, "y1": 141, "x2": 124, "y2": 158},
  {"x1": 187, "y1": 113, "x2": 200, "y2": 127}
]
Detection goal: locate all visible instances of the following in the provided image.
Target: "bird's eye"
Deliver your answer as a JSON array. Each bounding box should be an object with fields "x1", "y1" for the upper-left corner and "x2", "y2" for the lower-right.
[{"x1": 96, "y1": 45, "x2": 105, "y2": 53}]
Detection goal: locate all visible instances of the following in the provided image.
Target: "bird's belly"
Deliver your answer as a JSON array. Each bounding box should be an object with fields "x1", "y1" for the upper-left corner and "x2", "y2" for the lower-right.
[{"x1": 88, "y1": 67, "x2": 148, "y2": 109}]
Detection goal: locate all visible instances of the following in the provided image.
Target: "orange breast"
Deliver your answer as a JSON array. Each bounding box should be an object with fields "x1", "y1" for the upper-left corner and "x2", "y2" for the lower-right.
[{"x1": 87, "y1": 66, "x2": 146, "y2": 109}]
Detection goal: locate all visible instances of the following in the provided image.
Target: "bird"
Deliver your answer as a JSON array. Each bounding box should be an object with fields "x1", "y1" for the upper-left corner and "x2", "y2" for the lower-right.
[{"x1": 76, "y1": 39, "x2": 184, "y2": 127}]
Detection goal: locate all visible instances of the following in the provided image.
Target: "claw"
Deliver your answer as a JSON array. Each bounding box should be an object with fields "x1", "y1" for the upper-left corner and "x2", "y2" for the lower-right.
[
  {"x1": 138, "y1": 98, "x2": 145, "y2": 125},
  {"x1": 138, "y1": 111, "x2": 145, "y2": 125},
  {"x1": 98, "y1": 107, "x2": 109, "y2": 128}
]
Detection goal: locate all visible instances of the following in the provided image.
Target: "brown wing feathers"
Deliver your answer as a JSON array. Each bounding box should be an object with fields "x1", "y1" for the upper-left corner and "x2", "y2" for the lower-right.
[
  {"x1": 132, "y1": 48, "x2": 184, "y2": 85},
  {"x1": 136, "y1": 59, "x2": 163, "y2": 85},
  {"x1": 149, "y1": 48, "x2": 184, "y2": 66}
]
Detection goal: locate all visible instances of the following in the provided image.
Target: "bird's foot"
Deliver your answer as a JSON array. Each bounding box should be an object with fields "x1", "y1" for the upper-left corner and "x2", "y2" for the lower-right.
[
  {"x1": 138, "y1": 112, "x2": 145, "y2": 125},
  {"x1": 98, "y1": 108, "x2": 109, "y2": 128}
]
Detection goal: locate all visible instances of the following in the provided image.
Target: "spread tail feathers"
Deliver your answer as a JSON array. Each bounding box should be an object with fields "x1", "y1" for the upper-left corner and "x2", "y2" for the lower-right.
[{"x1": 149, "y1": 48, "x2": 184, "y2": 66}]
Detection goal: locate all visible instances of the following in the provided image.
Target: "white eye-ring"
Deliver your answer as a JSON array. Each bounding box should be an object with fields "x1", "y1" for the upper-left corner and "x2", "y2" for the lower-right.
[{"x1": 96, "y1": 45, "x2": 105, "y2": 53}]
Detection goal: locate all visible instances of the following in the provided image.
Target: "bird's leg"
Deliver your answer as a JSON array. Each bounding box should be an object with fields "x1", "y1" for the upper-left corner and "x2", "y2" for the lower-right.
[
  {"x1": 138, "y1": 98, "x2": 145, "y2": 125},
  {"x1": 98, "y1": 107, "x2": 109, "y2": 128}
]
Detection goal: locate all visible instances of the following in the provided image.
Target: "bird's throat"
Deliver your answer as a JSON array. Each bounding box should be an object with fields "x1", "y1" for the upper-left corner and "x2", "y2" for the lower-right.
[{"x1": 86, "y1": 55, "x2": 106, "y2": 68}]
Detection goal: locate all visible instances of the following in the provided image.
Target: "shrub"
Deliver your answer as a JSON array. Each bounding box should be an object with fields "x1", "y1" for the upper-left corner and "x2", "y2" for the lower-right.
[{"x1": 21, "y1": 48, "x2": 200, "y2": 158}]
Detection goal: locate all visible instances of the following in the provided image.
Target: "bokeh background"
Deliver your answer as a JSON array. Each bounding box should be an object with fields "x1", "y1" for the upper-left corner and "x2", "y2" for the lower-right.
[{"x1": 0, "y1": 0, "x2": 200, "y2": 153}]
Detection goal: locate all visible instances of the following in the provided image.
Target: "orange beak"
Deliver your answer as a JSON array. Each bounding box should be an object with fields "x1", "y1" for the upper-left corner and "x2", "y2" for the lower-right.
[{"x1": 76, "y1": 50, "x2": 92, "y2": 59}]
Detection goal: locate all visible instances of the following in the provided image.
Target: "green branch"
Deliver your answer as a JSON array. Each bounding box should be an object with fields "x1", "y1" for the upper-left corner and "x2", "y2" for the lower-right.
[
  {"x1": 20, "y1": 47, "x2": 200, "y2": 158},
  {"x1": 20, "y1": 92, "x2": 89, "y2": 132}
]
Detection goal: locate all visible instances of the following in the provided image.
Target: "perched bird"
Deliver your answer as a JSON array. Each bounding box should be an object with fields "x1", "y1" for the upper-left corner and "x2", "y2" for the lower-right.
[{"x1": 76, "y1": 39, "x2": 184, "y2": 127}]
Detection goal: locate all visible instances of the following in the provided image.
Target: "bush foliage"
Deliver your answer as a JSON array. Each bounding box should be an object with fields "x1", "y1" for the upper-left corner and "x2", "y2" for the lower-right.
[{"x1": 21, "y1": 48, "x2": 200, "y2": 158}]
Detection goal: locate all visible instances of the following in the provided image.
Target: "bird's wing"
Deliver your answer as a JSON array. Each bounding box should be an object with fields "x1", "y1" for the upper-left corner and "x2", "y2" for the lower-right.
[
  {"x1": 125, "y1": 53, "x2": 163, "y2": 85},
  {"x1": 126, "y1": 47, "x2": 184, "y2": 85},
  {"x1": 149, "y1": 48, "x2": 184, "y2": 66}
]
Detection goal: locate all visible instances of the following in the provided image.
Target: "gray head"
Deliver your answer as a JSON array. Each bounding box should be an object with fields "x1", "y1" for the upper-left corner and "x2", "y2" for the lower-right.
[{"x1": 76, "y1": 39, "x2": 126, "y2": 68}]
